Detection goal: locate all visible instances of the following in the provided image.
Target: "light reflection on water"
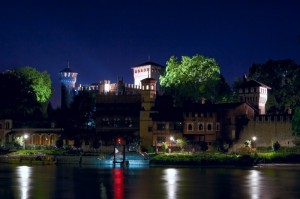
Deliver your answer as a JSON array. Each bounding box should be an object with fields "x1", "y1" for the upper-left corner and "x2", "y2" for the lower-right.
[
  {"x1": 247, "y1": 170, "x2": 261, "y2": 199},
  {"x1": 163, "y1": 168, "x2": 178, "y2": 199},
  {"x1": 0, "y1": 165, "x2": 299, "y2": 199},
  {"x1": 16, "y1": 166, "x2": 32, "y2": 199}
]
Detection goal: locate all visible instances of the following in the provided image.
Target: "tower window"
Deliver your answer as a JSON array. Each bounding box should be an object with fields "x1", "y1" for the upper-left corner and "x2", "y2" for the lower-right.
[
  {"x1": 216, "y1": 123, "x2": 220, "y2": 131},
  {"x1": 207, "y1": 123, "x2": 212, "y2": 131},
  {"x1": 5, "y1": 122, "x2": 10, "y2": 129},
  {"x1": 187, "y1": 123, "x2": 193, "y2": 131},
  {"x1": 198, "y1": 123, "x2": 204, "y2": 131}
]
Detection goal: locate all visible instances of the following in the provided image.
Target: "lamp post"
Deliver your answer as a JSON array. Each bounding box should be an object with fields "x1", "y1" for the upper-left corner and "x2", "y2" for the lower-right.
[
  {"x1": 252, "y1": 136, "x2": 257, "y2": 149},
  {"x1": 23, "y1": 134, "x2": 28, "y2": 150},
  {"x1": 170, "y1": 136, "x2": 174, "y2": 153}
]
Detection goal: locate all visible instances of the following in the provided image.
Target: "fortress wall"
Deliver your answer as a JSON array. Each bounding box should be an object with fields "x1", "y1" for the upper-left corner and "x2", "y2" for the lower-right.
[{"x1": 236, "y1": 115, "x2": 294, "y2": 148}]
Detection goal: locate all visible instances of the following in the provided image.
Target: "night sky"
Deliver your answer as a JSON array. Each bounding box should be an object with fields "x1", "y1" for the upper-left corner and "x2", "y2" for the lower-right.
[{"x1": 1, "y1": 0, "x2": 299, "y2": 108}]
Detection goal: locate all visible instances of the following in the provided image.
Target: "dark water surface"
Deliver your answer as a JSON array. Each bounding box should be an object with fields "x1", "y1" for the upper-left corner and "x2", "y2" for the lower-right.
[{"x1": 0, "y1": 164, "x2": 300, "y2": 199}]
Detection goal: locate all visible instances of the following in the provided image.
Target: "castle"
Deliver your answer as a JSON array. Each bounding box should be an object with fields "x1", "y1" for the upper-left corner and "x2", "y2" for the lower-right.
[
  {"x1": 59, "y1": 61, "x2": 294, "y2": 150},
  {"x1": 0, "y1": 61, "x2": 294, "y2": 151}
]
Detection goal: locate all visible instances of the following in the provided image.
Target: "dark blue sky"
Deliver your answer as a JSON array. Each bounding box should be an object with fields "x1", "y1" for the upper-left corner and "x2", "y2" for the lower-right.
[{"x1": 1, "y1": 0, "x2": 300, "y2": 108}]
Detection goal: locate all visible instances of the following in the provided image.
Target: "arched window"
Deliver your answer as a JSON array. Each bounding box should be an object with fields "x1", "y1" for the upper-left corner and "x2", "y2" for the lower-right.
[
  {"x1": 198, "y1": 123, "x2": 203, "y2": 131},
  {"x1": 188, "y1": 123, "x2": 193, "y2": 131}
]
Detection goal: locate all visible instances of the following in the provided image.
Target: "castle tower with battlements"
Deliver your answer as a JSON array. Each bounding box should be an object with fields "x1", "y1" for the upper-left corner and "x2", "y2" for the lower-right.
[
  {"x1": 59, "y1": 66, "x2": 78, "y2": 109},
  {"x1": 132, "y1": 61, "x2": 164, "y2": 93},
  {"x1": 238, "y1": 77, "x2": 271, "y2": 115}
]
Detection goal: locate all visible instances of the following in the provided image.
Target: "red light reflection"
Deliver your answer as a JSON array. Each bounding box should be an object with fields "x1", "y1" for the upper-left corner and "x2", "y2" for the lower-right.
[{"x1": 113, "y1": 168, "x2": 124, "y2": 199}]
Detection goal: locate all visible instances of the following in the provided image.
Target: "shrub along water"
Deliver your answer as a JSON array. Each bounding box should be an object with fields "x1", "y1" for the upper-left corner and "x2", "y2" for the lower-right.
[{"x1": 149, "y1": 152, "x2": 300, "y2": 166}]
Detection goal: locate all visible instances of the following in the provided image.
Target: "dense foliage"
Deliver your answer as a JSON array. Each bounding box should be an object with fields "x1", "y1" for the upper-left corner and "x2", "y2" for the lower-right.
[
  {"x1": 64, "y1": 90, "x2": 96, "y2": 133},
  {"x1": 160, "y1": 55, "x2": 232, "y2": 105},
  {"x1": 247, "y1": 59, "x2": 300, "y2": 113},
  {"x1": 0, "y1": 67, "x2": 52, "y2": 119},
  {"x1": 292, "y1": 107, "x2": 300, "y2": 135}
]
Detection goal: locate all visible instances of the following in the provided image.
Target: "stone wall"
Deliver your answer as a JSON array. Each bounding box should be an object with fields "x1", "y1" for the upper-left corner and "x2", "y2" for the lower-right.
[{"x1": 235, "y1": 115, "x2": 294, "y2": 148}]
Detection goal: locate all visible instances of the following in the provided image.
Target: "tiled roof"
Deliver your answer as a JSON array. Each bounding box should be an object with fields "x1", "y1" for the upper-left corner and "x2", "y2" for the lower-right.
[
  {"x1": 240, "y1": 79, "x2": 271, "y2": 89},
  {"x1": 133, "y1": 61, "x2": 164, "y2": 68},
  {"x1": 60, "y1": 67, "x2": 77, "y2": 73}
]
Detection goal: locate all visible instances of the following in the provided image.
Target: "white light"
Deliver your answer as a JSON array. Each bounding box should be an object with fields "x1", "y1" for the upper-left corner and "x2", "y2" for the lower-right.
[
  {"x1": 163, "y1": 169, "x2": 178, "y2": 199},
  {"x1": 24, "y1": 134, "x2": 28, "y2": 139},
  {"x1": 104, "y1": 84, "x2": 110, "y2": 92},
  {"x1": 247, "y1": 170, "x2": 261, "y2": 199},
  {"x1": 17, "y1": 166, "x2": 32, "y2": 199},
  {"x1": 252, "y1": 136, "x2": 257, "y2": 141},
  {"x1": 170, "y1": 136, "x2": 174, "y2": 141}
]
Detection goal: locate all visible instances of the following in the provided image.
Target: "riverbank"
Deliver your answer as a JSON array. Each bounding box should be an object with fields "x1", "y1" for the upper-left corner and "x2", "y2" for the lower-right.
[
  {"x1": 2, "y1": 151, "x2": 300, "y2": 167},
  {"x1": 149, "y1": 152, "x2": 300, "y2": 166}
]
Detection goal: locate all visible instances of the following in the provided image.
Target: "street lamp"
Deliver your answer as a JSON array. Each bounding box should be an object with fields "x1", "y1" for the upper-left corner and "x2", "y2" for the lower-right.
[
  {"x1": 169, "y1": 136, "x2": 174, "y2": 153},
  {"x1": 252, "y1": 136, "x2": 257, "y2": 149},
  {"x1": 23, "y1": 134, "x2": 28, "y2": 150}
]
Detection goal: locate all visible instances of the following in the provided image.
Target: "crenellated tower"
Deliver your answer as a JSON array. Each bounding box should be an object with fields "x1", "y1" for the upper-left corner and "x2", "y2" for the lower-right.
[
  {"x1": 59, "y1": 66, "x2": 78, "y2": 109},
  {"x1": 132, "y1": 61, "x2": 164, "y2": 93},
  {"x1": 140, "y1": 77, "x2": 157, "y2": 147},
  {"x1": 238, "y1": 77, "x2": 271, "y2": 115}
]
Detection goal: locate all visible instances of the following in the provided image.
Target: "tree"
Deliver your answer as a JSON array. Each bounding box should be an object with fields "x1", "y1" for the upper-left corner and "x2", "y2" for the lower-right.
[
  {"x1": 0, "y1": 67, "x2": 52, "y2": 119},
  {"x1": 247, "y1": 59, "x2": 300, "y2": 113},
  {"x1": 204, "y1": 74, "x2": 234, "y2": 103},
  {"x1": 200, "y1": 142, "x2": 208, "y2": 152},
  {"x1": 18, "y1": 67, "x2": 52, "y2": 103},
  {"x1": 161, "y1": 142, "x2": 168, "y2": 153},
  {"x1": 292, "y1": 107, "x2": 300, "y2": 136},
  {"x1": 64, "y1": 90, "x2": 96, "y2": 132},
  {"x1": 160, "y1": 55, "x2": 229, "y2": 105},
  {"x1": 176, "y1": 137, "x2": 188, "y2": 152},
  {"x1": 272, "y1": 141, "x2": 280, "y2": 152}
]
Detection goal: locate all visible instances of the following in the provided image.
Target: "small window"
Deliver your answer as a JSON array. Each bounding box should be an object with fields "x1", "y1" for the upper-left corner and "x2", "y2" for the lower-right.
[
  {"x1": 207, "y1": 123, "x2": 212, "y2": 131},
  {"x1": 187, "y1": 123, "x2": 193, "y2": 131},
  {"x1": 198, "y1": 123, "x2": 204, "y2": 131},
  {"x1": 157, "y1": 123, "x2": 165, "y2": 130},
  {"x1": 216, "y1": 123, "x2": 220, "y2": 131},
  {"x1": 5, "y1": 122, "x2": 10, "y2": 129}
]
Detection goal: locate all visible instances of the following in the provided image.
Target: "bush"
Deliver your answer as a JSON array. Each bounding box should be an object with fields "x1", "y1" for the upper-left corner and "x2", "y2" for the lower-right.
[
  {"x1": 272, "y1": 141, "x2": 280, "y2": 152},
  {"x1": 56, "y1": 138, "x2": 63, "y2": 148},
  {"x1": 200, "y1": 142, "x2": 208, "y2": 152},
  {"x1": 238, "y1": 146, "x2": 254, "y2": 155},
  {"x1": 146, "y1": 146, "x2": 155, "y2": 153},
  {"x1": 161, "y1": 142, "x2": 168, "y2": 153}
]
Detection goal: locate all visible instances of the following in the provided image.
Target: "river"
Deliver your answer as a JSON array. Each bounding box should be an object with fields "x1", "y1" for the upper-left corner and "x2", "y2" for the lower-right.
[{"x1": 0, "y1": 164, "x2": 300, "y2": 199}]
